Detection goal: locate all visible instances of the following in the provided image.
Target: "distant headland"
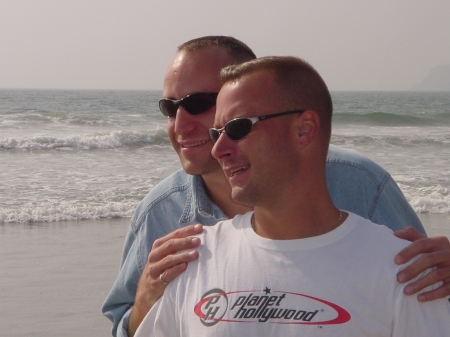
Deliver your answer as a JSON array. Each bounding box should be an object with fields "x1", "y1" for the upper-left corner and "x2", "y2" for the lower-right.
[{"x1": 411, "y1": 64, "x2": 450, "y2": 91}]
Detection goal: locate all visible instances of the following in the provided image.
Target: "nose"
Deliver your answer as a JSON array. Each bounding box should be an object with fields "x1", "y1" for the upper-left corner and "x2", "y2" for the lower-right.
[
  {"x1": 209, "y1": 127, "x2": 225, "y2": 144},
  {"x1": 211, "y1": 129, "x2": 235, "y2": 161},
  {"x1": 173, "y1": 106, "x2": 196, "y2": 135}
]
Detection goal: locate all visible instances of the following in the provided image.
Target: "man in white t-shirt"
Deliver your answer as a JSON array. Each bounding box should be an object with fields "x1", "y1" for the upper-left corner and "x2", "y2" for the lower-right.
[{"x1": 135, "y1": 56, "x2": 450, "y2": 336}]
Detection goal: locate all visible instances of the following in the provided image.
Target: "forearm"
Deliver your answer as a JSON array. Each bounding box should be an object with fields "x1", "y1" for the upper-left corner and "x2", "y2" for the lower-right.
[
  {"x1": 128, "y1": 294, "x2": 156, "y2": 337},
  {"x1": 128, "y1": 305, "x2": 146, "y2": 337}
]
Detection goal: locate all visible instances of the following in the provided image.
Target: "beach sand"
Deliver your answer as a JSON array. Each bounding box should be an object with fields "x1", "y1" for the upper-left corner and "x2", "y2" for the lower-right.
[
  {"x1": 1, "y1": 214, "x2": 449, "y2": 337},
  {"x1": 418, "y1": 213, "x2": 450, "y2": 238},
  {"x1": 1, "y1": 218, "x2": 127, "y2": 337}
]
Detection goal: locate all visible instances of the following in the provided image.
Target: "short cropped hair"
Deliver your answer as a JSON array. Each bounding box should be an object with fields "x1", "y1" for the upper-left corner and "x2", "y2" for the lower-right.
[
  {"x1": 178, "y1": 36, "x2": 256, "y2": 65},
  {"x1": 219, "y1": 56, "x2": 333, "y2": 133}
]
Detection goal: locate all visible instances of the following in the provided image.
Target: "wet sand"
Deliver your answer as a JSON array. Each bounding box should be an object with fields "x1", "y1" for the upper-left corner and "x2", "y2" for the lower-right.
[
  {"x1": 417, "y1": 213, "x2": 450, "y2": 238},
  {"x1": 1, "y1": 214, "x2": 449, "y2": 337},
  {"x1": 0, "y1": 218, "x2": 128, "y2": 337}
]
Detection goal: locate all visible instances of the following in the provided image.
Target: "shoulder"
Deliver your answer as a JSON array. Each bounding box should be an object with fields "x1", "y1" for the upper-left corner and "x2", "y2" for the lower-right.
[
  {"x1": 194, "y1": 214, "x2": 250, "y2": 255},
  {"x1": 130, "y1": 169, "x2": 194, "y2": 228},
  {"x1": 326, "y1": 144, "x2": 389, "y2": 184},
  {"x1": 346, "y1": 213, "x2": 410, "y2": 254},
  {"x1": 145, "y1": 168, "x2": 193, "y2": 198},
  {"x1": 200, "y1": 215, "x2": 244, "y2": 241},
  {"x1": 326, "y1": 145, "x2": 424, "y2": 233},
  {"x1": 326, "y1": 145, "x2": 395, "y2": 219}
]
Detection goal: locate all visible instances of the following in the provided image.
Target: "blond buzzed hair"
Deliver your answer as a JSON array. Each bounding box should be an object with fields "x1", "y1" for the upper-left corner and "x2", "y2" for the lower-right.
[
  {"x1": 219, "y1": 56, "x2": 333, "y2": 134},
  {"x1": 178, "y1": 36, "x2": 256, "y2": 65}
]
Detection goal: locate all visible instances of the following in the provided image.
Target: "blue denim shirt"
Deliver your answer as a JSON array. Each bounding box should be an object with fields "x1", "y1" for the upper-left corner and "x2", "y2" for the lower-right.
[{"x1": 102, "y1": 145, "x2": 424, "y2": 337}]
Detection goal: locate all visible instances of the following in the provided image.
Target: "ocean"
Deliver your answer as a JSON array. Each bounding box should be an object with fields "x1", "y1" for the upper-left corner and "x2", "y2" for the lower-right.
[
  {"x1": 1, "y1": 89, "x2": 449, "y2": 231},
  {"x1": 2, "y1": 89, "x2": 449, "y2": 337}
]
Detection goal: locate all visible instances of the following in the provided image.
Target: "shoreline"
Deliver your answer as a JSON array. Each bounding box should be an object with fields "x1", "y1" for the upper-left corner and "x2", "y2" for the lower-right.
[{"x1": 1, "y1": 214, "x2": 449, "y2": 336}]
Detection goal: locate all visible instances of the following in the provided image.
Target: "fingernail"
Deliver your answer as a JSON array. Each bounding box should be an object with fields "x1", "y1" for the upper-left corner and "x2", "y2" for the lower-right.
[
  {"x1": 417, "y1": 294, "x2": 426, "y2": 302},
  {"x1": 397, "y1": 272, "x2": 407, "y2": 282},
  {"x1": 404, "y1": 285, "x2": 414, "y2": 295},
  {"x1": 193, "y1": 224, "x2": 201, "y2": 230},
  {"x1": 190, "y1": 237, "x2": 200, "y2": 244},
  {"x1": 188, "y1": 251, "x2": 197, "y2": 257}
]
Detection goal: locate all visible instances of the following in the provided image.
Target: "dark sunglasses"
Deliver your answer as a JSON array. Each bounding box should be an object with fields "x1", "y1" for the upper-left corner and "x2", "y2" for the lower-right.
[
  {"x1": 209, "y1": 109, "x2": 305, "y2": 143},
  {"x1": 159, "y1": 92, "x2": 218, "y2": 118}
]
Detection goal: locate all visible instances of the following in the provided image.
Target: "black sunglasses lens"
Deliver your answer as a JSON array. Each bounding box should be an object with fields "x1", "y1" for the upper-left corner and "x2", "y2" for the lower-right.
[
  {"x1": 159, "y1": 100, "x2": 177, "y2": 118},
  {"x1": 209, "y1": 119, "x2": 253, "y2": 143},
  {"x1": 226, "y1": 118, "x2": 253, "y2": 140},
  {"x1": 209, "y1": 129, "x2": 220, "y2": 143},
  {"x1": 183, "y1": 93, "x2": 217, "y2": 115},
  {"x1": 159, "y1": 93, "x2": 217, "y2": 118}
]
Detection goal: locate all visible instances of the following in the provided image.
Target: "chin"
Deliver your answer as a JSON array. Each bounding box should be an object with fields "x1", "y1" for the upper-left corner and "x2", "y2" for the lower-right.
[
  {"x1": 231, "y1": 189, "x2": 254, "y2": 207},
  {"x1": 182, "y1": 159, "x2": 221, "y2": 176}
]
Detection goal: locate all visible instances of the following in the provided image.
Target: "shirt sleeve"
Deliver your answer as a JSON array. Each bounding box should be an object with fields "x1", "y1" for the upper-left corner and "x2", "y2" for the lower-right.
[
  {"x1": 102, "y1": 224, "x2": 142, "y2": 337},
  {"x1": 369, "y1": 174, "x2": 426, "y2": 235}
]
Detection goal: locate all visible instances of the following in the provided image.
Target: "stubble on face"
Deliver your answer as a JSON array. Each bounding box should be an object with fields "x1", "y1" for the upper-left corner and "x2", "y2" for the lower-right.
[
  {"x1": 163, "y1": 48, "x2": 233, "y2": 176},
  {"x1": 229, "y1": 130, "x2": 292, "y2": 208},
  {"x1": 214, "y1": 73, "x2": 298, "y2": 208}
]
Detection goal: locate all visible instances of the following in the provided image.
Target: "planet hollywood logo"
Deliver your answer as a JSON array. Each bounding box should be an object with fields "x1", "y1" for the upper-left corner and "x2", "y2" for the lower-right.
[{"x1": 194, "y1": 287, "x2": 351, "y2": 327}]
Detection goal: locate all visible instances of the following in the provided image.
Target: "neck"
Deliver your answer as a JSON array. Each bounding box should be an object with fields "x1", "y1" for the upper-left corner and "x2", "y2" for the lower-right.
[
  {"x1": 202, "y1": 170, "x2": 253, "y2": 218},
  {"x1": 252, "y1": 205, "x2": 346, "y2": 240},
  {"x1": 251, "y1": 175, "x2": 347, "y2": 240}
]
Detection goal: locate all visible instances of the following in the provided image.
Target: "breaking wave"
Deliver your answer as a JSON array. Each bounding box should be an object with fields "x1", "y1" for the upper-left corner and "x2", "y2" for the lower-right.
[{"x1": 0, "y1": 129, "x2": 170, "y2": 150}]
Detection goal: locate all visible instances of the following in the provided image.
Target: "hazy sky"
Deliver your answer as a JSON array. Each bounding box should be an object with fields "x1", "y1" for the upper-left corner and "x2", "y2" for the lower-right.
[{"x1": 1, "y1": 0, "x2": 449, "y2": 91}]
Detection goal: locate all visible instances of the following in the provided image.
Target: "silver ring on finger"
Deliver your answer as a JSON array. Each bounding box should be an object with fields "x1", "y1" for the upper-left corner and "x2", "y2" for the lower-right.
[{"x1": 159, "y1": 273, "x2": 169, "y2": 285}]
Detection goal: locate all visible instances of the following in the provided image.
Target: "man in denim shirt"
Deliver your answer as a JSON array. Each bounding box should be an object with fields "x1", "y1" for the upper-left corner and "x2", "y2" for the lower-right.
[{"x1": 102, "y1": 36, "x2": 450, "y2": 337}]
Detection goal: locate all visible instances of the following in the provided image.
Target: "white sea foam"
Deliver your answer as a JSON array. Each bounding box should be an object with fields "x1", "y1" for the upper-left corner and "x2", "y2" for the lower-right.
[
  {"x1": 0, "y1": 202, "x2": 136, "y2": 223},
  {"x1": 408, "y1": 185, "x2": 450, "y2": 214},
  {"x1": 1, "y1": 184, "x2": 447, "y2": 224},
  {"x1": 2, "y1": 90, "x2": 449, "y2": 223},
  {"x1": 0, "y1": 130, "x2": 169, "y2": 150}
]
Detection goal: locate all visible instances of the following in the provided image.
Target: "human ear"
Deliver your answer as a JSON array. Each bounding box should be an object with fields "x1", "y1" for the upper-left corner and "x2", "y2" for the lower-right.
[{"x1": 295, "y1": 110, "x2": 320, "y2": 147}]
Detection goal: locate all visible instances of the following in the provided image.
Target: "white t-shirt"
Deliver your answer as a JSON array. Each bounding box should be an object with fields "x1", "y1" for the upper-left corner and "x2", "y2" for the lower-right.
[{"x1": 135, "y1": 212, "x2": 450, "y2": 337}]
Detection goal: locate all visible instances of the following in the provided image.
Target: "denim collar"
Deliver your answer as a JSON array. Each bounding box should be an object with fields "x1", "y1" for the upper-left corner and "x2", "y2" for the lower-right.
[{"x1": 179, "y1": 174, "x2": 228, "y2": 224}]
